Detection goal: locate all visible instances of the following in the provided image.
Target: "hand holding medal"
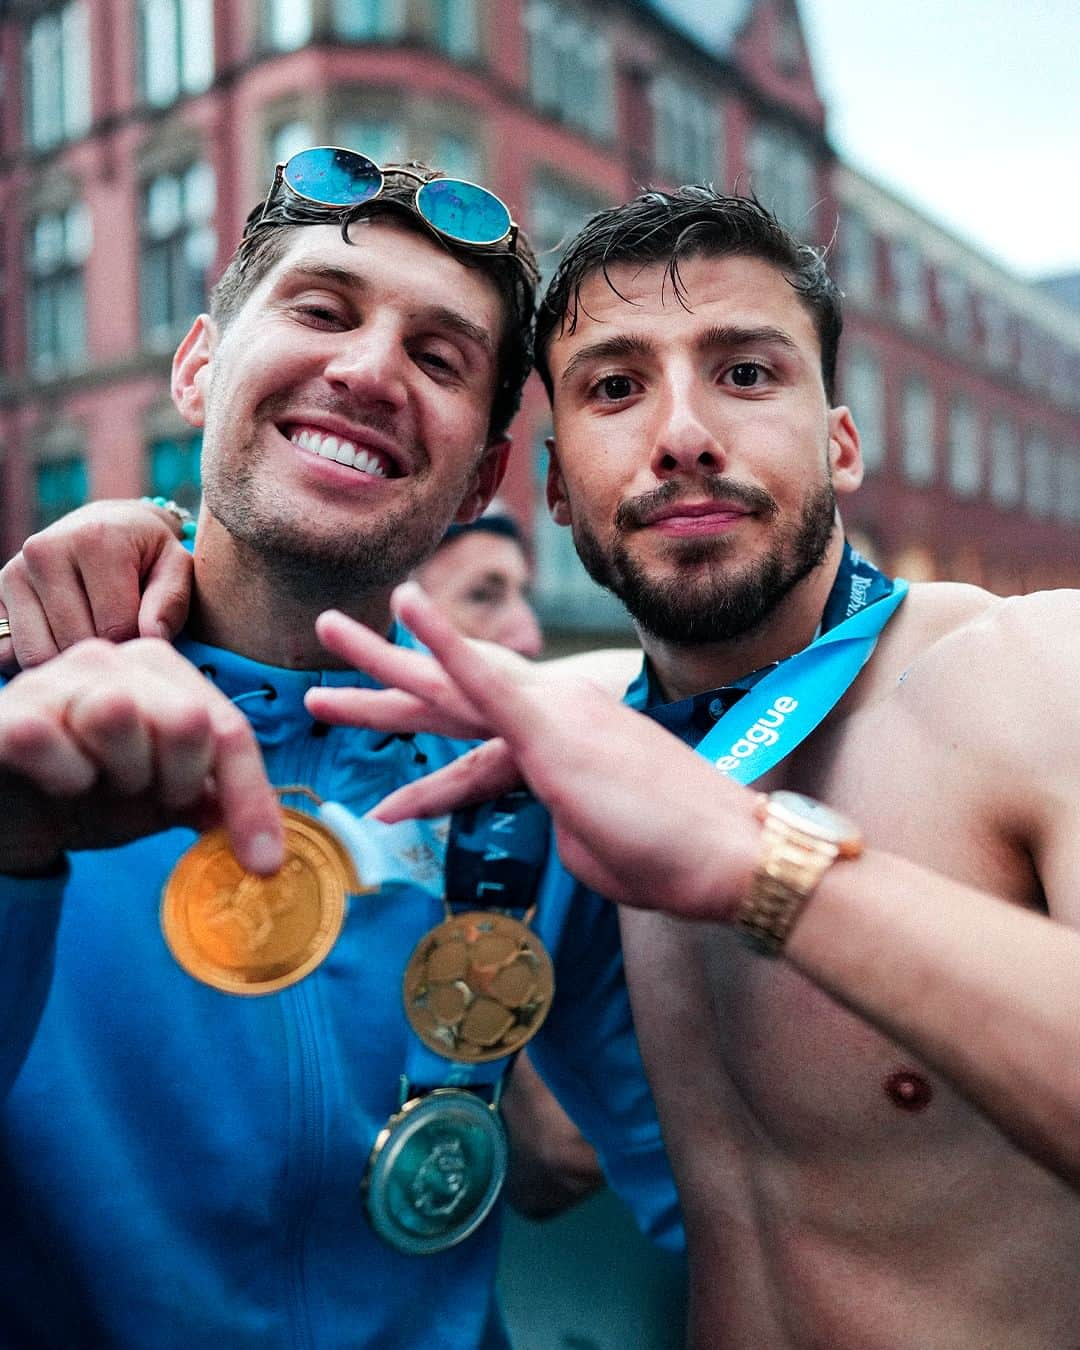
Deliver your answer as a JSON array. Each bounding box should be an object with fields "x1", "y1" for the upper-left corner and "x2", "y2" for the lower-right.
[{"x1": 161, "y1": 787, "x2": 364, "y2": 995}]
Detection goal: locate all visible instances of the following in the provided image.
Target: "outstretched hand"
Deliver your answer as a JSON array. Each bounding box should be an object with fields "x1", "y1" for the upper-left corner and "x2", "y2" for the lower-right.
[
  {"x1": 0, "y1": 500, "x2": 193, "y2": 673},
  {"x1": 312, "y1": 585, "x2": 759, "y2": 920},
  {"x1": 0, "y1": 638, "x2": 283, "y2": 877}
]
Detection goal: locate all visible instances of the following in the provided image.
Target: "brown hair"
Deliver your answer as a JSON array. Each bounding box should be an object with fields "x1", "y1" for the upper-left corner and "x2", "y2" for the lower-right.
[
  {"x1": 210, "y1": 162, "x2": 540, "y2": 440},
  {"x1": 535, "y1": 186, "x2": 842, "y2": 402}
]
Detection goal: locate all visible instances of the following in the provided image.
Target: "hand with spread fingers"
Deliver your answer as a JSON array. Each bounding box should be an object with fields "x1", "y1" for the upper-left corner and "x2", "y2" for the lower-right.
[
  {"x1": 311, "y1": 586, "x2": 760, "y2": 922},
  {"x1": 0, "y1": 499, "x2": 193, "y2": 674},
  {"x1": 0, "y1": 638, "x2": 283, "y2": 877}
]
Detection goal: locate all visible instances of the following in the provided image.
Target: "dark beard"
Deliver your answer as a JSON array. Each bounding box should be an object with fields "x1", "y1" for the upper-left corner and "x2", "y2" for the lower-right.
[{"x1": 571, "y1": 476, "x2": 838, "y2": 645}]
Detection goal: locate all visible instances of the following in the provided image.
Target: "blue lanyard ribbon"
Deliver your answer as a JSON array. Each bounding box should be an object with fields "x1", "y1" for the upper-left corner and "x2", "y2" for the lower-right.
[
  {"x1": 320, "y1": 794, "x2": 550, "y2": 1090},
  {"x1": 692, "y1": 547, "x2": 906, "y2": 783}
]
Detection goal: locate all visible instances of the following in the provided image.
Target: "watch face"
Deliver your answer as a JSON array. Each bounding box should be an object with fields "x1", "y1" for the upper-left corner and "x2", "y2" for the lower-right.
[{"x1": 769, "y1": 791, "x2": 862, "y2": 849}]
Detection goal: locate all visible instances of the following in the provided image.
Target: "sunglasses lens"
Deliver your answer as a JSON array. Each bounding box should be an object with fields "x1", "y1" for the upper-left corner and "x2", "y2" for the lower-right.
[
  {"x1": 416, "y1": 179, "x2": 512, "y2": 247},
  {"x1": 283, "y1": 147, "x2": 382, "y2": 207}
]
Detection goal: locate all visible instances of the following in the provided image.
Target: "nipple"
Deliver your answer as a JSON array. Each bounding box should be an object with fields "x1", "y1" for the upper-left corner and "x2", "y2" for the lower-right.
[{"x1": 884, "y1": 1070, "x2": 933, "y2": 1112}]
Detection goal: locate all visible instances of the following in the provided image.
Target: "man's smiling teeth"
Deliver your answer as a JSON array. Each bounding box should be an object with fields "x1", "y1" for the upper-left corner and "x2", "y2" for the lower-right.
[{"x1": 291, "y1": 428, "x2": 388, "y2": 477}]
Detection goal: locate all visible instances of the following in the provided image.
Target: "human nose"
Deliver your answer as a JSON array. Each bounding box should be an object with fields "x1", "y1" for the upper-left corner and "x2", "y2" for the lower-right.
[
  {"x1": 497, "y1": 598, "x2": 544, "y2": 658},
  {"x1": 649, "y1": 369, "x2": 726, "y2": 478},
  {"x1": 322, "y1": 327, "x2": 407, "y2": 411}
]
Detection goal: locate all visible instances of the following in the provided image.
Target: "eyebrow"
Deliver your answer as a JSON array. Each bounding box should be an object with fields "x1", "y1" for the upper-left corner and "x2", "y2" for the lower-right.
[
  {"x1": 558, "y1": 324, "x2": 799, "y2": 386},
  {"x1": 282, "y1": 263, "x2": 493, "y2": 354},
  {"x1": 424, "y1": 306, "x2": 494, "y2": 355}
]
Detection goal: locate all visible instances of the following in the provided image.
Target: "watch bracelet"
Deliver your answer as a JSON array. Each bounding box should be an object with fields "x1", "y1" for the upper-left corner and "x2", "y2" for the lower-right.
[{"x1": 735, "y1": 816, "x2": 838, "y2": 955}]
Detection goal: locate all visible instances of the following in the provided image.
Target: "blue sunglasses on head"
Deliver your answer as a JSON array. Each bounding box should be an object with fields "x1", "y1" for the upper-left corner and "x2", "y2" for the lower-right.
[{"x1": 257, "y1": 145, "x2": 519, "y2": 253}]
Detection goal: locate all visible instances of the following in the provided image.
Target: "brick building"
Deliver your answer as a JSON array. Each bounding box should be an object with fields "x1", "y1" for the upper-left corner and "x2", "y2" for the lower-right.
[{"x1": 2, "y1": 0, "x2": 1078, "y2": 637}]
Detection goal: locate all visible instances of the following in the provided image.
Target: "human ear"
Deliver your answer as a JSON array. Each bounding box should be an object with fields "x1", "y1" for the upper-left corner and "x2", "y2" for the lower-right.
[
  {"x1": 171, "y1": 315, "x2": 217, "y2": 428},
  {"x1": 453, "y1": 438, "x2": 511, "y2": 524},
  {"x1": 544, "y1": 439, "x2": 572, "y2": 526},
  {"x1": 827, "y1": 406, "x2": 864, "y2": 496}
]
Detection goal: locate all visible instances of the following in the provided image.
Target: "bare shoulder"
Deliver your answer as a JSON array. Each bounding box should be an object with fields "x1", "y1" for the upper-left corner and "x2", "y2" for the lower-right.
[
  {"x1": 897, "y1": 583, "x2": 1080, "y2": 683},
  {"x1": 883, "y1": 583, "x2": 1080, "y2": 754}
]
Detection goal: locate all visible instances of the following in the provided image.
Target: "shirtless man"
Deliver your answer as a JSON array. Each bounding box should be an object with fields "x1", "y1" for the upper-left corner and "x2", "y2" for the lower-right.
[
  {"x1": 303, "y1": 189, "x2": 1080, "y2": 1349},
  {"x1": 6, "y1": 188, "x2": 1079, "y2": 1347}
]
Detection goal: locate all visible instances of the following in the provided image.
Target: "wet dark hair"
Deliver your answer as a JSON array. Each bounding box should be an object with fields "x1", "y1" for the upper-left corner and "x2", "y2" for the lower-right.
[
  {"x1": 210, "y1": 162, "x2": 539, "y2": 441},
  {"x1": 535, "y1": 186, "x2": 842, "y2": 402}
]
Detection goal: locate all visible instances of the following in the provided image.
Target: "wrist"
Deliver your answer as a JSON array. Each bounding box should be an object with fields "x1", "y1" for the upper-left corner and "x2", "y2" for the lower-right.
[
  {"x1": 733, "y1": 791, "x2": 863, "y2": 955},
  {"x1": 143, "y1": 496, "x2": 196, "y2": 542}
]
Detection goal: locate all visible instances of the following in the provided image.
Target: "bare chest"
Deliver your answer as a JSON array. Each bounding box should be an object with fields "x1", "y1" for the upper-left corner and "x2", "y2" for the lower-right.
[{"x1": 621, "y1": 672, "x2": 1039, "y2": 1163}]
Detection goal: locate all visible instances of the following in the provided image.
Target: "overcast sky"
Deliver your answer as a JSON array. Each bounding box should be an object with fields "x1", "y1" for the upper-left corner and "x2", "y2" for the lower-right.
[{"x1": 798, "y1": 0, "x2": 1080, "y2": 279}]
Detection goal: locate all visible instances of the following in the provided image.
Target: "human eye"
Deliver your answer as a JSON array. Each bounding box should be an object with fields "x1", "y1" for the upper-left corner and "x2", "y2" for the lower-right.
[
  {"x1": 722, "y1": 361, "x2": 771, "y2": 390},
  {"x1": 587, "y1": 373, "x2": 639, "y2": 404},
  {"x1": 291, "y1": 293, "x2": 349, "y2": 328},
  {"x1": 414, "y1": 339, "x2": 466, "y2": 381},
  {"x1": 465, "y1": 583, "x2": 504, "y2": 607}
]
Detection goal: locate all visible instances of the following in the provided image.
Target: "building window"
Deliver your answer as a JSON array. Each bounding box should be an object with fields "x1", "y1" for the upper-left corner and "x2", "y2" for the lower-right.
[
  {"x1": 938, "y1": 270, "x2": 971, "y2": 349},
  {"x1": 773, "y1": 8, "x2": 803, "y2": 74},
  {"x1": 140, "y1": 162, "x2": 217, "y2": 343},
  {"x1": 25, "y1": 2, "x2": 91, "y2": 150},
  {"x1": 840, "y1": 345, "x2": 884, "y2": 475},
  {"x1": 526, "y1": 0, "x2": 613, "y2": 141},
  {"x1": 900, "y1": 375, "x2": 935, "y2": 486},
  {"x1": 139, "y1": 0, "x2": 214, "y2": 107},
  {"x1": 27, "y1": 203, "x2": 92, "y2": 377},
  {"x1": 988, "y1": 416, "x2": 1021, "y2": 508},
  {"x1": 1049, "y1": 346, "x2": 1074, "y2": 410},
  {"x1": 432, "y1": 0, "x2": 477, "y2": 58},
  {"x1": 432, "y1": 132, "x2": 481, "y2": 182},
  {"x1": 1055, "y1": 447, "x2": 1079, "y2": 525},
  {"x1": 837, "y1": 209, "x2": 875, "y2": 304},
  {"x1": 531, "y1": 174, "x2": 608, "y2": 288},
  {"x1": 267, "y1": 0, "x2": 312, "y2": 50},
  {"x1": 979, "y1": 295, "x2": 1012, "y2": 369},
  {"x1": 651, "y1": 73, "x2": 717, "y2": 183},
  {"x1": 889, "y1": 239, "x2": 925, "y2": 325},
  {"x1": 333, "y1": 115, "x2": 405, "y2": 165},
  {"x1": 35, "y1": 455, "x2": 88, "y2": 530},
  {"x1": 333, "y1": 0, "x2": 406, "y2": 41},
  {"x1": 1018, "y1": 325, "x2": 1047, "y2": 392},
  {"x1": 747, "y1": 124, "x2": 816, "y2": 235},
  {"x1": 269, "y1": 120, "x2": 316, "y2": 172},
  {"x1": 947, "y1": 396, "x2": 980, "y2": 498},
  {"x1": 1024, "y1": 433, "x2": 1054, "y2": 518},
  {"x1": 149, "y1": 433, "x2": 202, "y2": 511},
  {"x1": 1066, "y1": 449, "x2": 1080, "y2": 525}
]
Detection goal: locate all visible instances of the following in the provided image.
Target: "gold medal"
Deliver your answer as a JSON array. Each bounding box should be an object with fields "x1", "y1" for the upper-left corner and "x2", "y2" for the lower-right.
[
  {"x1": 162, "y1": 806, "x2": 362, "y2": 995},
  {"x1": 403, "y1": 912, "x2": 554, "y2": 1062}
]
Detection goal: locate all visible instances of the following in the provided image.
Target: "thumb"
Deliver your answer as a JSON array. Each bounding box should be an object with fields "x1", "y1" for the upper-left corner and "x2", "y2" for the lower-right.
[{"x1": 138, "y1": 542, "x2": 193, "y2": 640}]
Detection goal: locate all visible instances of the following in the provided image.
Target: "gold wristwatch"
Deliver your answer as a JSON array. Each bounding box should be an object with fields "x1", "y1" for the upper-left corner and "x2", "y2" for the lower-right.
[{"x1": 735, "y1": 791, "x2": 863, "y2": 955}]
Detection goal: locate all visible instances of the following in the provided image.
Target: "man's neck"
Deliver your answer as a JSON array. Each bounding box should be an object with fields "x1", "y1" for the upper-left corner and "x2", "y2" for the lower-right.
[
  {"x1": 641, "y1": 536, "x2": 846, "y2": 704},
  {"x1": 187, "y1": 524, "x2": 395, "y2": 669}
]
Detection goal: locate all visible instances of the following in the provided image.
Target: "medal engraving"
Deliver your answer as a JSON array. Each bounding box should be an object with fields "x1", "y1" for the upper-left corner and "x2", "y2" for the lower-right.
[
  {"x1": 364, "y1": 1089, "x2": 508, "y2": 1254},
  {"x1": 403, "y1": 912, "x2": 554, "y2": 1063},
  {"x1": 162, "y1": 807, "x2": 361, "y2": 995}
]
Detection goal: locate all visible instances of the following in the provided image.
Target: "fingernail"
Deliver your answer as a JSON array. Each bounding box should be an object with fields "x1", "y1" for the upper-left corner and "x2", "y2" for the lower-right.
[{"x1": 248, "y1": 831, "x2": 283, "y2": 874}]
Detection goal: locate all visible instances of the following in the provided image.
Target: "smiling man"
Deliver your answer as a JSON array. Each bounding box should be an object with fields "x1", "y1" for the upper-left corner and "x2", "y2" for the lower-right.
[
  {"x1": 12, "y1": 183, "x2": 1080, "y2": 1350},
  {"x1": 0, "y1": 157, "x2": 677, "y2": 1348}
]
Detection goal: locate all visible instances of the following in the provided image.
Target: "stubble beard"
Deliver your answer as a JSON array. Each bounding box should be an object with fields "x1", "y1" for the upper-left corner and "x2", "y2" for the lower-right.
[
  {"x1": 200, "y1": 403, "x2": 483, "y2": 606},
  {"x1": 571, "y1": 474, "x2": 838, "y2": 646}
]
